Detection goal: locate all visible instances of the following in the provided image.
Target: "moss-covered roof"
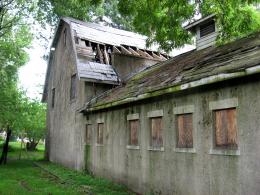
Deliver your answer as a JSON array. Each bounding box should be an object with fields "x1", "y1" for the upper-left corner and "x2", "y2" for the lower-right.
[{"x1": 82, "y1": 32, "x2": 260, "y2": 113}]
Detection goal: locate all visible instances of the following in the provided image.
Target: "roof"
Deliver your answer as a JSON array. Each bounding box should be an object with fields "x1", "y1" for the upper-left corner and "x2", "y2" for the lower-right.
[
  {"x1": 67, "y1": 17, "x2": 156, "y2": 51},
  {"x1": 77, "y1": 60, "x2": 119, "y2": 84},
  {"x1": 184, "y1": 14, "x2": 216, "y2": 32},
  {"x1": 82, "y1": 32, "x2": 260, "y2": 112}
]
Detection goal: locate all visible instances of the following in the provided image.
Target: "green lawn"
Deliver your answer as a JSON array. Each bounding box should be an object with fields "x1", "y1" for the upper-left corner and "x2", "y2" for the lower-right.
[{"x1": 0, "y1": 142, "x2": 133, "y2": 195}]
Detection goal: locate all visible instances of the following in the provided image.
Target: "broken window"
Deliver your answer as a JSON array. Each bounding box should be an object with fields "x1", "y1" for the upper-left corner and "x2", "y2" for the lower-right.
[
  {"x1": 51, "y1": 88, "x2": 55, "y2": 108},
  {"x1": 97, "y1": 123, "x2": 104, "y2": 144},
  {"x1": 70, "y1": 74, "x2": 76, "y2": 100},
  {"x1": 214, "y1": 108, "x2": 238, "y2": 148},
  {"x1": 86, "y1": 124, "x2": 92, "y2": 145},
  {"x1": 129, "y1": 120, "x2": 139, "y2": 146},
  {"x1": 150, "y1": 117, "x2": 163, "y2": 148},
  {"x1": 177, "y1": 114, "x2": 193, "y2": 148}
]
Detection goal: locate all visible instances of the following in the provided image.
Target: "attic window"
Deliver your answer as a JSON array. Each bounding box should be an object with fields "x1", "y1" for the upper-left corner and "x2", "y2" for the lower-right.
[{"x1": 200, "y1": 21, "x2": 215, "y2": 37}]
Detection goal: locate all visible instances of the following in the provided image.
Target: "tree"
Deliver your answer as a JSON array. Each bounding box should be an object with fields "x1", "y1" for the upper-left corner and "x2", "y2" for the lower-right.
[
  {"x1": 37, "y1": 0, "x2": 134, "y2": 30},
  {"x1": 18, "y1": 100, "x2": 46, "y2": 151},
  {"x1": 118, "y1": 0, "x2": 260, "y2": 51}
]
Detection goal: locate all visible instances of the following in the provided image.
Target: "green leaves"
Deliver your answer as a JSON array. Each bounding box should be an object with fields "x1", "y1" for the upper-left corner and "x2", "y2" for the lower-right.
[{"x1": 118, "y1": 0, "x2": 260, "y2": 51}]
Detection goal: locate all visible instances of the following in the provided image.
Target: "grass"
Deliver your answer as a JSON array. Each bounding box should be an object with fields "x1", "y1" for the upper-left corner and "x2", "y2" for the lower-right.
[{"x1": 0, "y1": 141, "x2": 134, "y2": 195}]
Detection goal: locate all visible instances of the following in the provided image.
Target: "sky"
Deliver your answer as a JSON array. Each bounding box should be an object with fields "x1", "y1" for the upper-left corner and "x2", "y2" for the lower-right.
[{"x1": 18, "y1": 41, "x2": 48, "y2": 101}]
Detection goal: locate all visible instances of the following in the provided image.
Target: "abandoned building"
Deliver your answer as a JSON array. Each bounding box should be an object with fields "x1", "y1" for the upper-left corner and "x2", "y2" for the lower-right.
[{"x1": 43, "y1": 15, "x2": 260, "y2": 195}]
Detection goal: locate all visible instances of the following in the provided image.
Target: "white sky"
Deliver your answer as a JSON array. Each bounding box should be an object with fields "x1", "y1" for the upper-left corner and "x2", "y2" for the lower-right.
[{"x1": 18, "y1": 41, "x2": 48, "y2": 101}]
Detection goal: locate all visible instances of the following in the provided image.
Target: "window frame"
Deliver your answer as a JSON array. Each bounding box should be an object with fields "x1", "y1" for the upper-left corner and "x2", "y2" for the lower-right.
[
  {"x1": 209, "y1": 98, "x2": 240, "y2": 156},
  {"x1": 126, "y1": 113, "x2": 140, "y2": 150},
  {"x1": 173, "y1": 105, "x2": 196, "y2": 153}
]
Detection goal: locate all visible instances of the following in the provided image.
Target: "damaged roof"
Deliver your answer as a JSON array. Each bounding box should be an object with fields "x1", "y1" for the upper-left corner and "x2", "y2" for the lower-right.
[
  {"x1": 77, "y1": 61, "x2": 119, "y2": 84},
  {"x1": 83, "y1": 32, "x2": 260, "y2": 112},
  {"x1": 68, "y1": 17, "x2": 156, "y2": 50}
]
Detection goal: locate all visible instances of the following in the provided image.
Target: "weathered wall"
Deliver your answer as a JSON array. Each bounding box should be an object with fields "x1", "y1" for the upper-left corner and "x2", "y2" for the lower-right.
[
  {"x1": 85, "y1": 76, "x2": 260, "y2": 195},
  {"x1": 112, "y1": 53, "x2": 160, "y2": 81},
  {"x1": 46, "y1": 23, "x2": 86, "y2": 170},
  {"x1": 84, "y1": 82, "x2": 113, "y2": 103}
]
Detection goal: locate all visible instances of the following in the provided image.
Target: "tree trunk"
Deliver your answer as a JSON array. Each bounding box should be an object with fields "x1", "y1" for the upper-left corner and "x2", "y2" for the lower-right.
[
  {"x1": 26, "y1": 140, "x2": 38, "y2": 151},
  {"x1": 0, "y1": 126, "x2": 11, "y2": 165}
]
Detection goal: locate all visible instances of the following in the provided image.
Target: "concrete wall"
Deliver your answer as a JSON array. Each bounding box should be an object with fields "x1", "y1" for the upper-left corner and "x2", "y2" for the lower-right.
[
  {"x1": 46, "y1": 23, "x2": 86, "y2": 170},
  {"x1": 112, "y1": 53, "x2": 160, "y2": 81},
  {"x1": 85, "y1": 76, "x2": 260, "y2": 195}
]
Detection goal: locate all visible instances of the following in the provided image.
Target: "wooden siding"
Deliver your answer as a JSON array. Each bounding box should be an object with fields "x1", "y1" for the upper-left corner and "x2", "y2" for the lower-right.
[
  {"x1": 129, "y1": 120, "x2": 139, "y2": 145},
  {"x1": 215, "y1": 108, "x2": 238, "y2": 148},
  {"x1": 177, "y1": 114, "x2": 193, "y2": 148},
  {"x1": 150, "y1": 117, "x2": 163, "y2": 147},
  {"x1": 197, "y1": 31, "x2": 217, "y2": 50}
]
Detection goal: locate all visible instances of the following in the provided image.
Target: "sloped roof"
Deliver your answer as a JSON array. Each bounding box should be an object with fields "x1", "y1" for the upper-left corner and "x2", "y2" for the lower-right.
[
  {"x1": 65, "y1": 17, "x2": 159, "y2": 51},
  {"x1": 82, "y1": 32, "x2": 260, "y2": 112},
  {"x1": 77, "y1": 60, "x2": 119, "y2": 84}
]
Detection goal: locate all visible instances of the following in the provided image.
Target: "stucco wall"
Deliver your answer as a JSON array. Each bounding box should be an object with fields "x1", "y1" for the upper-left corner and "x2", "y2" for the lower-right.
[{"x1": 85, "y1": 76, "x2": 260, "y2": 195}]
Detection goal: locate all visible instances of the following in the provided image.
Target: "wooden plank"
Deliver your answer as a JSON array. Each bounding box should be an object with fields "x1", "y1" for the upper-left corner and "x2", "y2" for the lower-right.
[
  {"x1": 120, "y1": 45, "x2": 132, "y2": 55},
  {"x1": 128, "y1": 47, "x2": 140, "y2": 56},
  {"x1": 151, "y1": 117, "x2": 163, "y2": 147},
  {"x1": 177, "y1": 114, "x2": 193, "y2": 148},
  {"x1": 97, "y1": 44, "x2": 104, "y2": 64},
  {"x1": 112, "y1": 46, "x2": 121, "y2": 54},
  {"x1": 215, "y1": 108, "x2": 237, "y2": 147},
  {"x1": 103, "y1": 46, "x2": 110, "y2": 65},
  {"x1": 137, "y1": 49, "x2": 153, "y2": 59},
  {"x1": 129, "y1": 120, "x2": 138, "y2": 145}
]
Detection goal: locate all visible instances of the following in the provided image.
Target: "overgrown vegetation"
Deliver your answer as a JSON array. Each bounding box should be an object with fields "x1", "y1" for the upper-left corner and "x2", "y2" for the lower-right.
[{"x1": 0, "y1": 142, "x2": 133, "y2": 195}]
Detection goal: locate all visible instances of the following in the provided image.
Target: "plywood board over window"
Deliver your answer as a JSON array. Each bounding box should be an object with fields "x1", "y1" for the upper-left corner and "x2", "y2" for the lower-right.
[
  {"x1": 214, "y1": 108, "x2": 238, "y2": 148},
  {"x1": 97, "y1": 123, "x2": 104, "y2": 145},
  {"x1": 177, "y1": 114, "x2": 193, "y2": 148},
  {"x1": 150, "y1": 117, "x2": 163, "y2": 148},
  {"x1": 129, "y1": 120, "x2": 139, "y2": 146}
]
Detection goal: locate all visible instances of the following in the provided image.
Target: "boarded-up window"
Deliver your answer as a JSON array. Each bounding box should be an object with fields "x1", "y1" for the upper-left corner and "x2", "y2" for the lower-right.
[
  {"x1": 129, "y1": 120, "x2": 139, "y2": 146},
  {"x1": 51, "y1": 88, "x2": 55, "y2": 108},
  {"x1": 177, "y1": 114, "x2": 193, "y2": 148},
  {"x1": 70, "y1": 74, "x2": 76, "y2": 100},
  {"x1": 86, "y1": 124, "x2": 92, "y2": 144},
  {"x1": 150, "y1": 117, "x2": 163, "y2": 148},
  {"x1": 97, "y1": 123, "x2": 104, "y2": 144},
  {"x1": 214, "y1": 108, "x2": 238, "y2": 148},
  {"x1": 200, "y1": 21, "x2": 215, "y2": 37}
]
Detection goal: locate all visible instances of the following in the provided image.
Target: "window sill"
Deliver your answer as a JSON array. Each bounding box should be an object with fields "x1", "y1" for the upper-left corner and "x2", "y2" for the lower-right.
[
  {"x1": 209, "y1": 148, "x2": 240, "y2": 156},
  {"x1": 174, "y1": 148, "x2": 196, "y2": 153},
  {"x1": 148, "y1": 147, "x2": 164, "y2": 152},
  {"x1": 96, "y1": 144, "x2": 104, "y2": 147},
  {"x1": 126, "y1": 145, "x2": 140, "y2": 150}
]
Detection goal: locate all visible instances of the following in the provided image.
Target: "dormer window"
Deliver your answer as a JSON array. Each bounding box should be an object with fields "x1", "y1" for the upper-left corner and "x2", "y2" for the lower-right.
[{"x1": 200, "y1": 21, "x2": 215, "y2": 37}]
